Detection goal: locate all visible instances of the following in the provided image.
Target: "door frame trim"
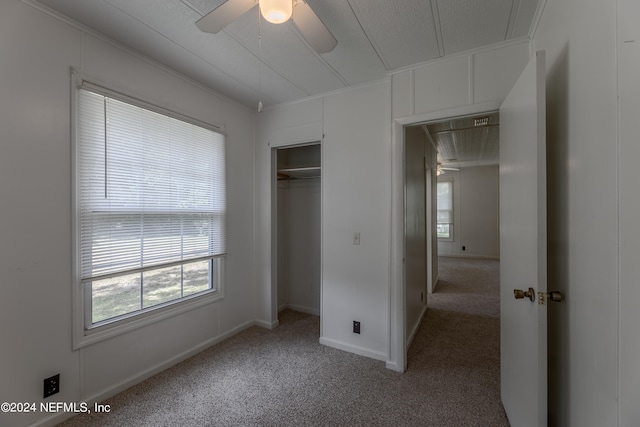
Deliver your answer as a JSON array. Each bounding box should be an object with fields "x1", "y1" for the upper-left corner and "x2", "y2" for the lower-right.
[
  {"x1": 270, "y1": 141, "x2": 323, "y2": 330},
  {"x1": 389, "y1": 100, "x2": 502, "y2": 372}
]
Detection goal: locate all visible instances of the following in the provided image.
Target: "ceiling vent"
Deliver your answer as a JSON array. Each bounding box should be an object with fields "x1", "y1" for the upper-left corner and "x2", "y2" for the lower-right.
[{"x1": 474, "y1": 117, "x2": 490, "y2": 127}]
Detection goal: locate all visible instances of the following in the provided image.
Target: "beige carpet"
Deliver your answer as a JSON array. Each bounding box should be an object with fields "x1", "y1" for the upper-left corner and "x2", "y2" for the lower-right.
[{"x1": 58, "y1": 257, "x2": 507, "y2": 426}]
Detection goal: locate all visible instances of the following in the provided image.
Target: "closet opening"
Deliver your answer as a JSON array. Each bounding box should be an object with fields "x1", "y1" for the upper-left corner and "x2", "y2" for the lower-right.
[{"x1": 273, "y1": 142, "x2": 321, "y2": 323}]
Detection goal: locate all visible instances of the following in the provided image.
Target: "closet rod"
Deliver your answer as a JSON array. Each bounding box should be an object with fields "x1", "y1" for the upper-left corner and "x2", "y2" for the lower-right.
[{"x1": 277, "y1": 175, "x2": 321, "y2": 181}]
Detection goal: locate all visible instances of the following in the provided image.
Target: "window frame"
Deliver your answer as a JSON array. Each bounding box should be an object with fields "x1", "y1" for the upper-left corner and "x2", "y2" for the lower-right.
[
  {"x1": 71, "y1": 70, "x2": 226, "y2": 349},
  {"x1": 436, "y1": 180, "x2": 454, "y2": 241}
]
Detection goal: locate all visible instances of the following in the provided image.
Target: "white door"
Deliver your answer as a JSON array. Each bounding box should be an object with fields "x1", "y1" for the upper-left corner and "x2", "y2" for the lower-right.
[{"x1": 499, "y1": 50, "x2": 547, "y2": 426}]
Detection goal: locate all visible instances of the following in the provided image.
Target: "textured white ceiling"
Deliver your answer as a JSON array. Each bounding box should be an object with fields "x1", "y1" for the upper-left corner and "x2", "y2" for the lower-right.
[
  {"x1": 438, "y1": 0, "x2": 514, "y2": 53},
  {"x1": 424, "y1": 112, "x2": 500, "y2": 168},
  {"x1": 35, "y1": 0, "x2": 541, "y2": 109},
  {"x1": 348, "y1": 0, "x2": 441, "y2": 70}
]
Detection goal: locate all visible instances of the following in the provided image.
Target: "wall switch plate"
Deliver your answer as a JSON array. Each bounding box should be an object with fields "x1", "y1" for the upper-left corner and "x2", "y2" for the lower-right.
[
  {"x1": 43, "y1": 374, "x2": 60, "y2": 398},
  {"x1": 353, "y1": 320, "x2": 361, "y2": 334},
  {"x1": 353, "y1": 232, "x2": 360, "y2": 245}
]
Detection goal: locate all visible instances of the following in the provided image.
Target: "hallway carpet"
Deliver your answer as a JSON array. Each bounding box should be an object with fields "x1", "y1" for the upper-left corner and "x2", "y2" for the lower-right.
[{"x1": 58, "y1": 257, "x2": 508, "y2": 426}]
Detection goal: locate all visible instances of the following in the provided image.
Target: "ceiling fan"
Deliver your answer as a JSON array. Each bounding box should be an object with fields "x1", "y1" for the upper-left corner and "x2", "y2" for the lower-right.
[
  {"x1": 437, "y1": 163, "x2": 459, "y2": 176},
  {"x1": 196, "y1": 0, "x2": 338, "y2": 54}
]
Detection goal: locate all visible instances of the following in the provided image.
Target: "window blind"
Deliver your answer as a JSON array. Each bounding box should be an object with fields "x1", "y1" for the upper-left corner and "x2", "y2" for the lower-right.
[
  {"x1": 437, "y1": 181, "x2": 453, "y2": 224},
  {"x1": 77, "y1": 89, "x2": 226, "y2": 281}
]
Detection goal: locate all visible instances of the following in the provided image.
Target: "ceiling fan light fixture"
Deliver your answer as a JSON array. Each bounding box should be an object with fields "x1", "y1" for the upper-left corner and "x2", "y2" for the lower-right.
[{"x1": 259, "y1": 0, "x2": 293, "y2": 24}]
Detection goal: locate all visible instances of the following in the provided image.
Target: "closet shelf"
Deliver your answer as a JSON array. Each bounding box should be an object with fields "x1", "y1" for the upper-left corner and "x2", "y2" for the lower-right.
[{"x1": 278, "y1": 166, "x2": 321, "y2": 180}]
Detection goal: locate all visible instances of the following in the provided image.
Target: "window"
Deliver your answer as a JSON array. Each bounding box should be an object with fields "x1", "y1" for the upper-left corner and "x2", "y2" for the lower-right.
[
  {"x1": 437, "y1": 181, "x2": 453, "y2": 240},
  {"x1": 75, "y1": 82, "x2": 226, "y2": 337}
]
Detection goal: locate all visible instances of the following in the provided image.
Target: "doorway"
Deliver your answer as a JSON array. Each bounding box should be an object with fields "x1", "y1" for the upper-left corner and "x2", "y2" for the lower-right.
[
  {"x1": 273, "y1": 143, "x2": 322, "y2": 321},
  {"x1": 402, "y1": 109, "x2": 501, "y2": 367}
]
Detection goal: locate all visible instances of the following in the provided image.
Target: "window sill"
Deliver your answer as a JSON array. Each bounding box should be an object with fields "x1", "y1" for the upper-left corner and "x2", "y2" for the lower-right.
[{"x1": 72, "y1": 290, "x2": 223, "y2": 350}]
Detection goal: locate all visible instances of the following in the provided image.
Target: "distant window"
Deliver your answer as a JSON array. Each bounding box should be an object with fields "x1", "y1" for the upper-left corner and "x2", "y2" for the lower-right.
[
  {"x1": 75, "y1": 84, "x2": 226, "y2": 333},
  {"x1": 437, "y1": 181, "x2": 453, "y2": 240}
]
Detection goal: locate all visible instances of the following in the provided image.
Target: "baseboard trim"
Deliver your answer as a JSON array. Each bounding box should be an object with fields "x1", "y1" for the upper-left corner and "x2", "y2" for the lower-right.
[
  {"x1": 319, "y1": 337, "x2": 387, "y2": 362},
  {"x1": 432, "y1": 275, "x2": 439, "y2": 293},
  {"x1": 406, "y1": 305, "x2": 428, "y2": 349},
  {"x1": 438, "y1": 254, "x2": 500, "y2": 260},
  {"x1": 32, "y1": 319, "x2": 256, "y2": 427},
  {"x1": 84, "y1": 320, "x2": 256, "y2": 404},
  {"x1": 255, "y1": 318, "x2": 279, "y2": 330},
  {"x1": 385, "y1": 360, "x2": 404, "y2": 372},
  {"x1": 280, "y1": 303, "x2": 320, "y2": 316}
]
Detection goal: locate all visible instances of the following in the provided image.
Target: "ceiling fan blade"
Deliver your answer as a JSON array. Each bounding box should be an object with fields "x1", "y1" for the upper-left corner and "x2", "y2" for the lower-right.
[
  {"x1": 292, "y1": 0, "x2": 337, "y2": 53},
  {"x1": 196, "y1": 0, "x2": 257, "y2": 34}
]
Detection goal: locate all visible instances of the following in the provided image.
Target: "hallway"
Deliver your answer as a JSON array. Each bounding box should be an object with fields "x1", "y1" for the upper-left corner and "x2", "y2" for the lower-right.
[{"x1": 407, "y1": 256, "x2": 507, "y2": 425}]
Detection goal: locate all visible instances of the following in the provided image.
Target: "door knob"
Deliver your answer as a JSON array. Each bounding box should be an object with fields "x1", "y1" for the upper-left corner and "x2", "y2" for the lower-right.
[
  {"x1": 547, "y1": 291, "x2": 564, "y2": 302},
  {"x1": 514, "y1": 287, "x2": 535, "y2": 302}
]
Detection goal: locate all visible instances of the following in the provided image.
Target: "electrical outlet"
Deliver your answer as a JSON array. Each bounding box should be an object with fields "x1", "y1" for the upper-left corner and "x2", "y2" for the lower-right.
[
  {"x1": 462, "y1": 245, "x2": 466, "y2": 251},
  {"x1": 43, "y1": 374, "x2": 60, "y2": 398},
  {"x1": 353, "y1": 320, "x2": 361, "y2": 334}
]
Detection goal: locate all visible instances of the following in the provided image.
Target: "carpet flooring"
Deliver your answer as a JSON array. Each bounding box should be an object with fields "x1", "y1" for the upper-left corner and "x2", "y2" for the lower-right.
[{"x1": 58, "y1": 257, "x2": 508, "y2": 426}]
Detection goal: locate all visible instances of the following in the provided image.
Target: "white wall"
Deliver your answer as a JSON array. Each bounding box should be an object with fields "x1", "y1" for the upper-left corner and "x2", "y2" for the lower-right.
[
  {"x1": 391, "y1": 40, "x2": 529, "y2": 120},
  {"x1": 257, "y1": 82, "x2": 392, "y2": 362},
  {"x1": 0, "y1": 2, "x2": 255, "y2": 426},
  {"x1": 532, "y1": 0, "x2": 620, "y2": 425},
  {"x1": 618, "y1": 0, "x2": 640, "y2": 425},
  {"x1": 437, "y1": 166, "x2": 499, "y2": 258},
  {"x1": 320, "y1": 81, "x2": 391, "y2": 360},
  {"x1": 277, "y1": 178, "x2": 321, "y2": 315}
]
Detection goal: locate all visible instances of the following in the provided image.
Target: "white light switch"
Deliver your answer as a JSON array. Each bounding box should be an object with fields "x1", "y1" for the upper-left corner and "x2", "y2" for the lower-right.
[{"x1": 353, "y1": 232, "x2": 361, "y2": 245}]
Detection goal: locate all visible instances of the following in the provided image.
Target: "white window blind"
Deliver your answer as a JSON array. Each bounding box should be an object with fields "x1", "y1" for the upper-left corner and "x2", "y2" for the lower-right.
[
  {"x1": 437, "y1": 181, "x2": 453, "y2": 239},
  {"x1": 437, "y1": 181, "x2": 453, "y2": 224},
  {"x1": 77, "y1": 88, "x2": 226, "y2": 283}
]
